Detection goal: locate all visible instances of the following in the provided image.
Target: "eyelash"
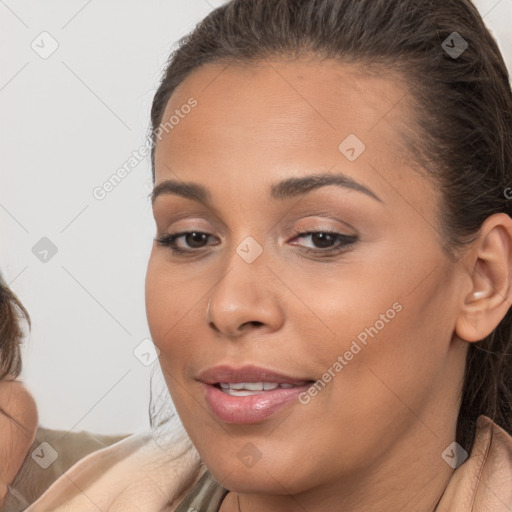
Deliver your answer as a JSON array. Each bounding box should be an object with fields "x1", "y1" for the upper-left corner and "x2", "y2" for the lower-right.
[{"x1": 154, "y1": 230, "x2": 358, "y2": 257}]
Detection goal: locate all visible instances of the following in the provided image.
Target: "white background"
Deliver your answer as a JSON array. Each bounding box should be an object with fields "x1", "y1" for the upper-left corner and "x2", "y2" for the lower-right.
[{"x1": 1, "y1": 0, "x2": 511, "y2": 436}]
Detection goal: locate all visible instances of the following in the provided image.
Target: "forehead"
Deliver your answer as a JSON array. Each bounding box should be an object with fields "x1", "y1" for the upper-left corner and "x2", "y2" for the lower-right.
[{"x1": 153, "y1": 58, "x2": 422, "y2": 203}]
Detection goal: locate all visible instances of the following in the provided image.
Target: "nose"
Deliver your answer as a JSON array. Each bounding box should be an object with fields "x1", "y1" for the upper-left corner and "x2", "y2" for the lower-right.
[{"x1": 205, "y1": 254, "x2": 285, "y2": 338}]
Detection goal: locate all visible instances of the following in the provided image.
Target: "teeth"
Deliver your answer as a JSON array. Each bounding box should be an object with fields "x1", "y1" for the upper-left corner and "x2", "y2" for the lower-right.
[
  {"x1": 217, "y1": 382, "x2": 298, "y2": 394},
  {"x1": 229, "y1": 383, "x2": 247, "y2": 390},
  {"x1": 244, "y1": 382, "x2": 264, "y2": 391}
]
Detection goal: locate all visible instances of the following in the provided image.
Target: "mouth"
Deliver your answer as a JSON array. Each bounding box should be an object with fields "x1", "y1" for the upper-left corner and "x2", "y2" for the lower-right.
[
  {"x1": 198, "y1": 365, "x2": 314, "y2": 424},
  {"x1": 214, "y1": 381, "x2": 310, "y2": 396}
]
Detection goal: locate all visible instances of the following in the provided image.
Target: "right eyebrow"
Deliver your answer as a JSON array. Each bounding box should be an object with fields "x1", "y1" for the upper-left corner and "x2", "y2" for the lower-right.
[{"x1": 151, "y1": 180, "x2": 211, "y2": 205}]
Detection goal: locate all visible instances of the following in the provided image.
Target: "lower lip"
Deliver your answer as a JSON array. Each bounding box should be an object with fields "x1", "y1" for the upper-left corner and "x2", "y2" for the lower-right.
[{"x1": 203, "y1": 383, "x2": 311, "y2": 424}]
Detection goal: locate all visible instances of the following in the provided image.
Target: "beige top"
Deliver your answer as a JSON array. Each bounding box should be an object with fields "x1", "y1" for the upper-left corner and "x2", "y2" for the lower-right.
[
  {"x1": 3, "y1": 426, "x2": 129, "y2": 511},
  {"x1": 9, "y1": 415, "x2": 512, "y2": 512}
]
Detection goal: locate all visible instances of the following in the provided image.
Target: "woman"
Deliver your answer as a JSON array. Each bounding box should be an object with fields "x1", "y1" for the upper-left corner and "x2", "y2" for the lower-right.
[
  {"x1": 0, "y1": 270, "x2": 130, "y2": 511},
  {"x1": 25, "y1": 0, "x2": 512, "y2": 510},
  {"x1": 0, "y1": 271, "x2": 38, "y2": 508}
]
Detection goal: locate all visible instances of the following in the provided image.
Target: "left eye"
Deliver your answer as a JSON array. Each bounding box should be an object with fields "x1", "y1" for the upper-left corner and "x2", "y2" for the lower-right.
[{"x1": 290, "y1": 231, "x2": 358, "y2": 253}]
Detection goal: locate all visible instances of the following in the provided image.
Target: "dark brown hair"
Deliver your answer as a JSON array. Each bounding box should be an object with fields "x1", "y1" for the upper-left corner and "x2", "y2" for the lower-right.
[
  {"x1": 149, "y1": 0, "x2": 512, "y2": 451},
  {"x1": 0, "y1": 273, "x2": 30, "y2": 382}
]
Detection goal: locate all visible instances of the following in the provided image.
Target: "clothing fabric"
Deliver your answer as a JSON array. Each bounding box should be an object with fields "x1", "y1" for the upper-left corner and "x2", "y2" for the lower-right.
[
  {"x1": 21, "y1": 429, "x2": 202, "y2": 512},
  {"x1": 2, "y1": 426, "x2": 129, "y2": 511},
  {"x1": 18, "y1": 415, "x2": 512, "y2": 512},
  {"x1": 174, "y1": 471, "x2": 228, "y2": 512},
  {"x1": 436, "y1": 415, "x2": 512, "y2": 511}
]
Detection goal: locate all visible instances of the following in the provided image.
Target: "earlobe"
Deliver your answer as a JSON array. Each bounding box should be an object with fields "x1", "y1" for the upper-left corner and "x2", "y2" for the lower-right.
[{"x1": 455, "y1": 213, "x2": 512, "y2": 343}]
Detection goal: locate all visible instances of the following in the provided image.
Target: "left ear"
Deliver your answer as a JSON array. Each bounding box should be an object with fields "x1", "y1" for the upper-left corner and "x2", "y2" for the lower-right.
[{"x1": 455, "y1": 213, "x2": 512, "y2": 342}]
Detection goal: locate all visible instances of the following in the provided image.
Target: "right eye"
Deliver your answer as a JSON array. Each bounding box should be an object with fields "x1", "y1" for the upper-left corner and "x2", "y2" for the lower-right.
[{"x1": 155, "y1": 231, "x2": 219, "y2": 254}]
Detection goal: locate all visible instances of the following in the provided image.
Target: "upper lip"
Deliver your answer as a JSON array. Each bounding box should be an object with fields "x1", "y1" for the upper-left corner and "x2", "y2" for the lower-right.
[{"x1": 197, "y1": 365, "x2": 312, "y2": 385}]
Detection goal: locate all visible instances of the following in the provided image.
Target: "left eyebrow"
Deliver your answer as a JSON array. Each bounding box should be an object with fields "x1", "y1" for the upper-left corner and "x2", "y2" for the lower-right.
[
  {"x1": 151, "y1": 172, "x2": 382, "y2": 205},
  {"x1": 270, "y1": 172, "x2": 382, "y2": 202}
]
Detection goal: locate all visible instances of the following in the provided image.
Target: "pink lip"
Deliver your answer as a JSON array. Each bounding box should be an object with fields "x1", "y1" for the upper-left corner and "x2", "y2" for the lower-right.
[
  {"x1": 197, "y1": 365, "x2": 311, "y2": 385},
  {"x1": 198, "y1": 365, "x2": 312, "y2": 424}
]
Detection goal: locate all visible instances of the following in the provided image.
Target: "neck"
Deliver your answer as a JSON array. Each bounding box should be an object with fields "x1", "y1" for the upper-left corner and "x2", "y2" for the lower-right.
[{"x1": 222, "y1": 420, "x2": 456, "y2": 512}]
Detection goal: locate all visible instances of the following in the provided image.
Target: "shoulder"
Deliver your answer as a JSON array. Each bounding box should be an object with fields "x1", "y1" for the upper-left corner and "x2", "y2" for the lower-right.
[
  {"x1": 470, "y1": 416, "x2": 512, "y2": 483},
  {"x1": 474, "y1": 416, "x2": 512, "y2": 506},
  {"x1": 437, "y1": 415, "x2": 512, "y2": 511},
  {"x1": 4, "y1": 426, "x2": 130, "y2": 509},
  {"x1": 25, "y1": 430, "x2": 202, "y2": 512}
]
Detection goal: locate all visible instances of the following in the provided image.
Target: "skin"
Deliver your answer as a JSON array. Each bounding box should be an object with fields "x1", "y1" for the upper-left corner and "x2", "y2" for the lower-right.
[
  {"x1": 145, "y1": 58, "x2": 512, "y2": 512},
  {"x1": 0, "y1": 379, "x2": 38, "y2": 507}
]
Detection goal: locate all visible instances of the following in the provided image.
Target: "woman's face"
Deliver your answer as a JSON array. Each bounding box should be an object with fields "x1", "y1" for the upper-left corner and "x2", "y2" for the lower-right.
[{"x1": 145, "y1": 59, "x2": 468, "y2": 498}]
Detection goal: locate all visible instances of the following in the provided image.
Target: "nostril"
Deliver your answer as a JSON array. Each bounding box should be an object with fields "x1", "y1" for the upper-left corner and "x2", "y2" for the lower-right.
[{"x1": 208, "y1": 321, "x2": 221, "y2": 333}]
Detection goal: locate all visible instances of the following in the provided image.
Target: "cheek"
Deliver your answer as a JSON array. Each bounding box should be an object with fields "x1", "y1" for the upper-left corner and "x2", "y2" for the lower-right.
[
  {"x1": 145, "y1": 255, "x2": 217, "y2": 404},
  {"x1": 145, "y1": 266, "x2": 195, "y2": 408},
  {"x1": 303, "y1": 251, "x2": 454, "y2": 398},
  {"x1": 145, "y1": 255, "x2": 203, "y2": 347}
]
